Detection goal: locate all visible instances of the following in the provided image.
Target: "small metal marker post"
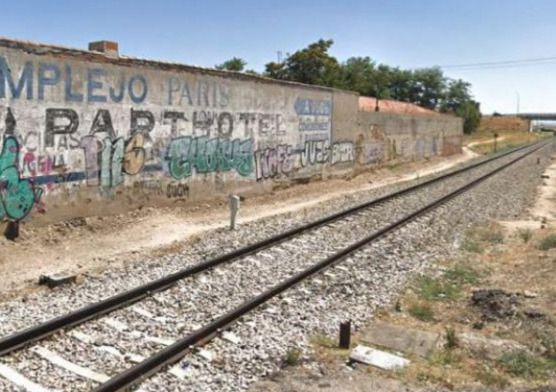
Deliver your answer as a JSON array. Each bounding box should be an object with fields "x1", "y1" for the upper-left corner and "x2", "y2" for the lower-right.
[
  {"x1": 229, "y1": 194, "x2": 240, "y2": 230},
  {"x1": 493, "y1": 132, "x2": 498, "y2": 153},
  {"x1": 339, "y1": 320, "x2": 351, "y2": 349}
]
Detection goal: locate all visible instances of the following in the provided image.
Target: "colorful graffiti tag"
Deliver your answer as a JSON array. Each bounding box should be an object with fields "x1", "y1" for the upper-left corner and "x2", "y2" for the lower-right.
[
  {"x1": 165, "y1": 136, "x2": 253, "y2": 180},
  {"x1": 0, "y1": 136, "x2": 43, "y2": 221}
]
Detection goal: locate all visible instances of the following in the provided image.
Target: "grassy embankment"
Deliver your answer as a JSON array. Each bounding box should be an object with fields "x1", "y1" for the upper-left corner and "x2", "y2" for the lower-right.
[
  {"x1": 466, "y1": 131, "x2": 550, "y2": 155},
  {"x1": 300, "y1": 223, "x2": 556, "y2": 389},
  {"x1": 384, "y1": 224, "x2": 556, "y2": 389},
  {"x1": 465, "y1": 116, "x2": 552, "y2": 155}
]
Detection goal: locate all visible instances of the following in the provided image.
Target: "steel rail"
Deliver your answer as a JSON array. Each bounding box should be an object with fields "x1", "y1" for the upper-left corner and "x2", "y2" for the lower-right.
[
  {"x1": 0, "y1": 141, "x2": 544, "y2": 357},
  {"x1": 94, "y1": 141, "x2": 549, "y2": 392}
]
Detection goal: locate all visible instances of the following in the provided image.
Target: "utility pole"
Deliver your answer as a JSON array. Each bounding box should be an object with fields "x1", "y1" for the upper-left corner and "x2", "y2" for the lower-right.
[
  {"x1": 515, "y1": 91, "x2": 520, "y2": 114},
  {"x1": 375, "y1": 84, "x2": 380, "y2": 112}
]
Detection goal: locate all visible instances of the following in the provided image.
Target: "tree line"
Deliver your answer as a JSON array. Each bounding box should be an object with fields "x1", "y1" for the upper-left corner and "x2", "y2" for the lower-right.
[{"x1": 215, "y1": 39, "x2": 481, "y2": 133}]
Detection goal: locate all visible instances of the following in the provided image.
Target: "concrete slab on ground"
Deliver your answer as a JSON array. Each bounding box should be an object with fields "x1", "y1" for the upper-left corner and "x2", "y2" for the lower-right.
[
  {"x1": 359, "y1": 320, "x2": 440, "y2": 358},
  {"x1": 458, "y1": 332, "x2": 529, "y2": 360},
  {"x1": 350, "y1": 345, "x2": 410, "y2": 370}
]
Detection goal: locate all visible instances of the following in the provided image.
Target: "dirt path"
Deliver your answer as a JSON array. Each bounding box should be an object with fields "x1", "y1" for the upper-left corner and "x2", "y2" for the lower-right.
[
  {"x1": 499, "y1": 152, "x2": 556, "y2": 230},
  {"x1": 0, "y1": 151, "x2": 476, "y2": 298},
  {"x1": 467, "y1": 135, "x2": 508, "y2": 148}
]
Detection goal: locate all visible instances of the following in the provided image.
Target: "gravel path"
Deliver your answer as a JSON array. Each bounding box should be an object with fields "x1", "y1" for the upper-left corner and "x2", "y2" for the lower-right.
[{"x1": 0, "y1": 142, "x2": 551, "y2": 391}]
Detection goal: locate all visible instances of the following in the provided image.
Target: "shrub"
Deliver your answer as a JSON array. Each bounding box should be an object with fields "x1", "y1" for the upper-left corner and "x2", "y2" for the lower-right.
[
  {"x1": 444, "y1": 265, "x2": 479, "y2": 285},
  {"x1": 498, "y1": 351, "x2": 548, "y2": 378},
  {"x1": 517, "y1": 228, "x2": 533, "y2": 243},
  {"x1": 445, "y1": 327, "x2": 459, "y2": 350},
  {"x1": 417, "y1": 276, "x2": 461, "y2": 301},
  {"x1": 539, "y1": 333, "x2": 556, "y2": 361},
  {"x1": 461, "y1": 238, "x2": 483, "y2": 253},
  {"x1": 538, "y1": 234, "x2": 556, "y2": 251},
  {"x1": 475, "y1": 227, "x2": 504, "y2": 244},
  {"x1": 284, "y1": 347, "x2": 302, "y2": 367},
  {"x1": 475, "y1": 369, "x2": 510, "y2": 388},
  {"x1": 409, "y1": 302, "x2": 435, "y2": 322},
  {"x1": 310, "y1": 334, "x2": 336, "y2": 348}
]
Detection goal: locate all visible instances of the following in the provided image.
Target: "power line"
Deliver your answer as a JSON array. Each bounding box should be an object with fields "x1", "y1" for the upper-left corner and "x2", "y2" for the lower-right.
[
  {"x1": 440, "y1": 55, "x2": 556, "y2": 69},
  {"x1": 440, "y1": 59, "x2": 556, "y2": 71}
]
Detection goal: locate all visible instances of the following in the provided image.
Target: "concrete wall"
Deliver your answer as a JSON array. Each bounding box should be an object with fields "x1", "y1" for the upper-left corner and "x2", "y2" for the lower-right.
[
  {"x1": 0, "y1": 39, "x2": 463, "y2": 225},
  {"x1": 356, "y1": 111, "x2": 463, "y2": 165}
]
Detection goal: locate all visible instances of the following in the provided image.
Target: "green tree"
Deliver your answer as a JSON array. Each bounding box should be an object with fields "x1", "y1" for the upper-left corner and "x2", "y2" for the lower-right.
[
  {"x1": 456, "y1": 100, "x2": 481, "y2": 134},
  {"x1": 264, "y1": 39, "x2": 341, "y2": 87},
  {"x1": 339, "y1": 56, "x2": 376, "y2": 95},
  {"x1": 264, "y1": 61, "x2": 286, "y2": 79},
  {"x1": 339, "y1": 60, "x2": 397, "y2": 100},
  {"x1": 260, "y1": 38, "x2": 481, "y2": 132},
  {"x1": 215, "y1": 57, "x2": 247, "y2": 72},
  {"x1": 387, "y1": 67, "x2": 413, "y2": 101},
  {"x1": 441, "y1": 79, "x2": 473, "y2": 112},
  {"x1": 370, "y1": 64, "x2": 396, "y2": 99},
  {"x1": 409, "y1": 67, "x2": 446, "y2": 109},
  {"x1": 440, "y1": 79, "x2": 481, "y2": 133}
]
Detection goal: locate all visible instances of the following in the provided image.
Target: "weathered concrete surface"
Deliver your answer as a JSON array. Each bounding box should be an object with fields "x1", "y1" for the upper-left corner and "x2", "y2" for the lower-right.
[
  {"x1": 458, "y1": 332, "x2": 529, "y2": 360},
  {"x1": 357, "y1": 111, "x2": 463, "y2": 166},
  {"x1": 359, "y1": 320, "x2": 440, "y2": 357},
  {"x1": 0, "y1": 38, "x2": 463, "y2": 227},
  {"x1": 331, "y1": 90, "x2": 359, "y2": 143},
  {"x1": 38, "y1": 273, "x2": 77, "y2": 288},
  {"x1": 0, "y1": 39, "x2": 336, "y2": 225},
  {"x1": 350, "y1": 345, "x2": 410, "y2": 370}
]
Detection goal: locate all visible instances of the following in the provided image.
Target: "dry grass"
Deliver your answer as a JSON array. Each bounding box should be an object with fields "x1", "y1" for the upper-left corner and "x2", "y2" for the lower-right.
[
  {"x1": 538, "y1": 233, "x2": 556, "y2": 250},
  {"x1": 408, "y1": 302, "x2": 435, "y2": 322},
  {"x1": 283, "y1": 347, "x2": 302, "y2": 367},
  {"x1": 465, "y1": 126, "x2": 548, "y2": 155},
  {"x1": 378, "y1": 223, "x2": 556, "y2": 389},
  {"x1": 299, "y1": 223, "x2": 556, "y2": 391}
]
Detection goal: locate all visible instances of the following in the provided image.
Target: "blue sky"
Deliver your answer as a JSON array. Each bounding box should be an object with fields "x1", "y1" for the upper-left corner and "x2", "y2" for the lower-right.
[{"x1": 3, "y1": 0, "x2": 556, "y2": 113}]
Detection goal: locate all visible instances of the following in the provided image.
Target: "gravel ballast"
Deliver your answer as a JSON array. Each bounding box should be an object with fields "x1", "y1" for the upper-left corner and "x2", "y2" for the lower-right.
[{"x1": 0, "y1": 142, "x2": 552, "y2": 391}]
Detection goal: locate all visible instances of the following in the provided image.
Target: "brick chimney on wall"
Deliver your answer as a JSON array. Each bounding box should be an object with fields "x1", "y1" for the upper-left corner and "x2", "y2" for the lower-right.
[{"x1": 88, "y1": 40, "x2": 119, "y2": 57}]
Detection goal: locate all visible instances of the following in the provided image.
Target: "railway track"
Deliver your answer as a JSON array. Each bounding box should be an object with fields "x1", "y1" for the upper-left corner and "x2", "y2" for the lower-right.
[{"x1": 0, "y1": 140, "x2": 550, "y2": 392}]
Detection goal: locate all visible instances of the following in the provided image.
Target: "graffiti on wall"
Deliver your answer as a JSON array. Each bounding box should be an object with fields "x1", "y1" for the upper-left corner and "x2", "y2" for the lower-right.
[
  {"x1": 299, "y1": 140, "x2": 355, "y2": 167},
  {"x1": 0, "y1": 57, "x2": 148, "y2": 104},
  {"x1": 0, "y1": 52, "x2": 459, "y2": 226},
  {"x1": 166, "y1": 182, "x2": 190, "y2": 199},
  {"x1": 0, "y1": 136, "x2": 43, "y2": 221},
  {"x1": 359, "y1": 142, "x2": 385, "y2": 165},
  {"x1": 295, "y1": 98, "x2": 332, "y2": 143},
  {"x1": 330, "y1": 142, "x2": 354, "y2": 165},
  {"x1": 133, "y1": 179, "x2": 164, "y2": 196},
  {"x1": 175, "y1": 110, "x2": 287, "y2": 138},
  {"x1": 254, "y1": 145, "x2": 294, "y2": 181},
  {"x1": 165, "y1": 136, "x2": 253, "y2": 180},
  {"x1": 300, "y1": 139, "x2": 329, "y2": 167}
]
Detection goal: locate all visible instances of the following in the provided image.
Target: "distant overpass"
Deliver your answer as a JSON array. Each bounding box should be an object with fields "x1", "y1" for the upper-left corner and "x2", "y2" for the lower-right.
[
  {"x1": 507, "y1": 113, "x2": 556, "y2": 121},
  {"x1": 499, "y1": 113, "x2": 556, "y2": 131}
]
